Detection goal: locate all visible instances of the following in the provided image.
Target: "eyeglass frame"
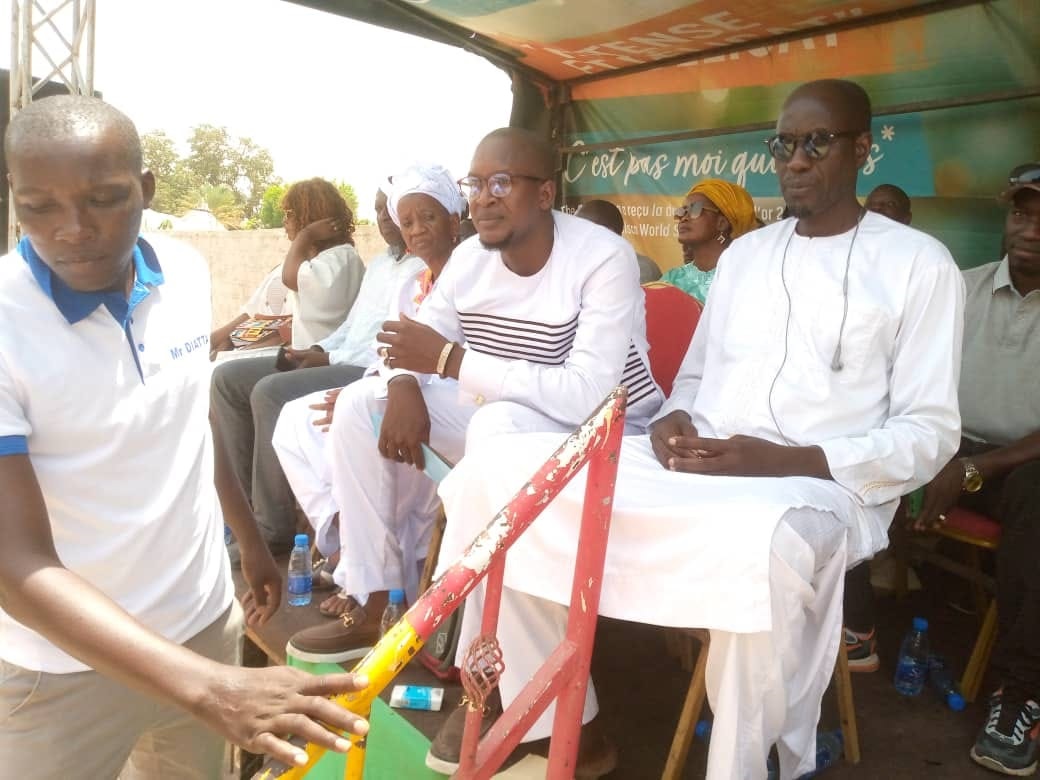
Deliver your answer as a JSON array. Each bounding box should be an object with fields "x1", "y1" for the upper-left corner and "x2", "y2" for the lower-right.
[
  {"x1": 763, "y1": 129, "x2": 864, "y2": 162},
  {"x1": 457, "y1": 172, "x2": 547, "y2": 199},
  {"x1": 673, "y1": 201, "x2": 721, "y2": 221}
]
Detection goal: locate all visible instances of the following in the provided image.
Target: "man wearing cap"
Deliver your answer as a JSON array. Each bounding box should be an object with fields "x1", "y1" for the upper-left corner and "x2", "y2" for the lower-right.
[{"x1": 912, "y1": 162, "x2": 1040, "y2": 775}]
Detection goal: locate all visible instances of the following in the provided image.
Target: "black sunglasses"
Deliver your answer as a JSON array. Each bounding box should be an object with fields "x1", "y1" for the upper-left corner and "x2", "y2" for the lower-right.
[{"x1": 764, "y1": 129, "x2": 862, "y2": 162}]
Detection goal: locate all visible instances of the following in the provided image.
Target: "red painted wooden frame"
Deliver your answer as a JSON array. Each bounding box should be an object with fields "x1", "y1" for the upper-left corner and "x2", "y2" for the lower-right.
[
  {"x1": 251, "y1": 387, "x2": 627, "y2": 780},
  {"x1": 453, "y1": 386, "x2": 627, "y2": 779}
]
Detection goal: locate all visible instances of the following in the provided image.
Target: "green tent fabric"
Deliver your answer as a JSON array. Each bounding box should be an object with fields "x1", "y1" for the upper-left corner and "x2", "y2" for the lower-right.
[{"x1": 280, "y1": 0, "x2": 1039, "y2": 269}]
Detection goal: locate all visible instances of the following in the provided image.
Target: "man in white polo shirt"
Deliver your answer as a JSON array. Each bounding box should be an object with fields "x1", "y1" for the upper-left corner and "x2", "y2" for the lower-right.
[{"x1": 0, "y1": 95, "x2": 368, "y2": 778}]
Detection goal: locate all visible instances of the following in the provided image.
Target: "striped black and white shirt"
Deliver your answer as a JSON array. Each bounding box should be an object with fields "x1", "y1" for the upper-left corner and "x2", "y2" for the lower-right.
[{"x1": 411, "y1": 211, "x2": 662, "y2": 428}]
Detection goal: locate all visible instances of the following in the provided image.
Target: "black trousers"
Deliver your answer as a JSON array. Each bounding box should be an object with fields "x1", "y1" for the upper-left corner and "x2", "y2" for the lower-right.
[
  {"x1": 843, "y1": 442, "x2": 1040, "y2": 701},
  {"x1": 987, "y1": 458, "x2": 1040, "y2": 701}
]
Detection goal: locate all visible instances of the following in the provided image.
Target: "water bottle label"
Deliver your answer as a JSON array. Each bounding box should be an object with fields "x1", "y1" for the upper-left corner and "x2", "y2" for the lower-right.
[
  {"x1": 288, "y1": 574, "x2": 312, "y2": 595},
  {"x1": 894, "y1": 657, "x2": 927, "y2": 694},
  {"x1": 389, "y1": 685, "x2": 444, "y2": 711}
]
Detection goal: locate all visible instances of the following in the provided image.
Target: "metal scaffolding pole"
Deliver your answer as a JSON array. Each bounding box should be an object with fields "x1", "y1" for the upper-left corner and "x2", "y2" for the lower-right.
[{"x1": 7, "y1": 0, "x2": 96, "y2": 246}]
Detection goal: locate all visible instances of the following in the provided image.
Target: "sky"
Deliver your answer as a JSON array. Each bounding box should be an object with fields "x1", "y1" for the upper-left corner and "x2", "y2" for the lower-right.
[{"x1": 0, "y1": 0, "x2": 513, "y2": 219}]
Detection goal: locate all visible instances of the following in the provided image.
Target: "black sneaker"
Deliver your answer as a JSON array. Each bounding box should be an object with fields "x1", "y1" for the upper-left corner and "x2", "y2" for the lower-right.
[{"x1": 970, "y1": 691, "x2": 1040, "y2": 776}]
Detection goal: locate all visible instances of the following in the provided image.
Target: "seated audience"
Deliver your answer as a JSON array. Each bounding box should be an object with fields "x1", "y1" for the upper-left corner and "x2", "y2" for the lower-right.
[
  {"x1": 847, "y1": 163, "x2": 1040, "y2": 775},
  {"x1": 575, "y1": 198, "x2": 662, "y2": 283},
  {"x1": 210, "y1": 188, "x2": 424, "y2": 557},
  {"x1": 283, "y1": 131, "x2": 662, "y2": 745},
  {"x1": 864, "y1": 182, "x2": 912, "y2": 225},
  {"x1": 209, "y1": 177, "x2": 367, "y2": 360},
  {"x1": 271, "y1": 163, "x2": 465, "y2": 622},
  {"x1": 428, "y1": 79, "x2": 963, "y2": 779},
  {"x1": 659, "y1": 179, "x2": 756, "y2": 303}
]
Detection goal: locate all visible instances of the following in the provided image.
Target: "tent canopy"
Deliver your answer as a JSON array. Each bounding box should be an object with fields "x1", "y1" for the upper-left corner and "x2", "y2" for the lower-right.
[{"x1": 286, "y1": 0, "x2": 1040, "y2": 268}]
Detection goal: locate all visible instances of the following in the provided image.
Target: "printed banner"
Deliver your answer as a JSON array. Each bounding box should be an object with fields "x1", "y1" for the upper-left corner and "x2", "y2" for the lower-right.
[
  {"x1": 401, "y1": 0, "x2": 938, "y2": 80},
  {"x1": 563, "y1": 112, "x2": 933, "y2": 199},
  {"x1": 561, "y1": 99, "x2": 1040, "y2": 271}
]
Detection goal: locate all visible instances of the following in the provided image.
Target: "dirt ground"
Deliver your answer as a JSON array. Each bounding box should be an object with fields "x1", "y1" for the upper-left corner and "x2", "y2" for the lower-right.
[{"x1": 590, "y1": 565, "x2": 1001, "y2": 778}]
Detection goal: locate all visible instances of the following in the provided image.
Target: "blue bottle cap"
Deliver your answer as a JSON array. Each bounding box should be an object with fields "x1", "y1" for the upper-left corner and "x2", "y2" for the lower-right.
[
  {"x1": 948, "y1": 692, "x2": 966, "y2": 711},
  {"x1": 694, "y1": 720, "x2": 711, "y2": 740},
  {"x1": 912, "y1": 616, "x2": 928, "y2": 631},
  {"x1": 294, "y1": 533, "x2": 309, "y2": 547},
  {"x1": 389, "y1": 589, "x2": 406, "y2": 604}
]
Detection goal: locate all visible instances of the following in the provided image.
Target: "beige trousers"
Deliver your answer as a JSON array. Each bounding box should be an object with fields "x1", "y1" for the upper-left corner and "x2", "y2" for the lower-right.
[{"x1": 0, "y1": 600, "x2": 242, "y2": 780}]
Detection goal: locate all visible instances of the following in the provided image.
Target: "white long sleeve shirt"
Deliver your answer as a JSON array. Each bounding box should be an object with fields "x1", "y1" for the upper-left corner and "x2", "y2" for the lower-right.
[
  {"x1": 389, "y1": 212, "x2": 662, "y2": 428},
  {"x1": 656, "y1": 212, "x2": 965, "y2": 560},
  {"x1": 316, "y1": 249, "x2": 424, "y2": 367}
]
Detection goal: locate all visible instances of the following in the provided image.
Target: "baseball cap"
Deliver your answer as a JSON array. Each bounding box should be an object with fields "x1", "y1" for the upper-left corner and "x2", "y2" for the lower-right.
[{"x1": 998, "y1": 162, "x2": 1040, "y2": 202}]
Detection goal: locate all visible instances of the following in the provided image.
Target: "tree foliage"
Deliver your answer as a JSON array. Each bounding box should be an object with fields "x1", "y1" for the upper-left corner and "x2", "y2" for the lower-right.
[
  {"x1": 258, "y1": 183, "x2": 288, "y2": 229},
  {"x1": 141, "y1": 125, "x2": 276, "y2": 225},
  {"x1": 202, "y1": 185, "x2": 245, "y2": 227},
  {"x1": 141, "y1": 128, "x2": 359, "y2": 231},
  {"x1": 333, "y1": 180, "x2": 359, "y2": 218}
]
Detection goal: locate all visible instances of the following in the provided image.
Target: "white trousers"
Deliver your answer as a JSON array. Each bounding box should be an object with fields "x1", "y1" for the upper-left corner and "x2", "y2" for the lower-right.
[
  {"x1": 281, "y1": 374, "x2": 586, "y2": 605},
  {"x1": 451, "y1": 507, "x2": 846, "y2": 780}
]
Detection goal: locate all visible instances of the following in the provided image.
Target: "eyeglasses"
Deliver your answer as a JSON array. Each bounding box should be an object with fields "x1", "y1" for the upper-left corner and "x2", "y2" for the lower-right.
[
  {"x1": 674, "y1": 202, "x2": 720, "y2": 221},
  {"x1": 1008, "y1": 163, "x2": 1040, "y2": 186},
  {"x1": 763, "y1": 129, "x2": 862, "y2": 162},
  {"x1": 457, "y1": 172, "x2": 545, "y2": 199}
]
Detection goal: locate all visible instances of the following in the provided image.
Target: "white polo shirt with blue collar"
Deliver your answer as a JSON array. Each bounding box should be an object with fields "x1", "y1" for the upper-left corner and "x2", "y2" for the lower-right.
[{"x1": 0, "y1": 234, "x2": 233, "y2": 674}]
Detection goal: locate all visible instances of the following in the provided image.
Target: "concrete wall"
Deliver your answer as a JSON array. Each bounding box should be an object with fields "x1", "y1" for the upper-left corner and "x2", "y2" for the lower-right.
[{"x1": 166, "y1": 224, "x2": 387, "y2": 328}]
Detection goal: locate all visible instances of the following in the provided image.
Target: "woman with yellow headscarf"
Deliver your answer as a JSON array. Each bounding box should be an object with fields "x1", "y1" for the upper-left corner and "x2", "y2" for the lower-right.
[{"x1": 660, "y1": 178, "x2": 757, "y2": 303}]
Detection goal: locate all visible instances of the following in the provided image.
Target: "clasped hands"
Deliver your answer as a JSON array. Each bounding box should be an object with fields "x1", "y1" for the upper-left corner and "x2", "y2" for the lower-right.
[{"x1": 649, "y1": 410, "x2": 804, "y2": 477}]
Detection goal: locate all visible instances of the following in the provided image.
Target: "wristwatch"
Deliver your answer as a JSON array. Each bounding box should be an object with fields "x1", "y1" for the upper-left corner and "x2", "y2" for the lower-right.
[{"x1": 961, "y1": 460, "x2": 984, "y2": 493}]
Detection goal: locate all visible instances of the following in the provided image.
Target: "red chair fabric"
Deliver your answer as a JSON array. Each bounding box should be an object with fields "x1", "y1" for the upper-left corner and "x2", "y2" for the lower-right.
[
  {"x1": 944, "y1": 507, "x2": 1002, "y2": 544},
  {"x1": 643, "y1": 282, "x2": 703, "y2": 398}
]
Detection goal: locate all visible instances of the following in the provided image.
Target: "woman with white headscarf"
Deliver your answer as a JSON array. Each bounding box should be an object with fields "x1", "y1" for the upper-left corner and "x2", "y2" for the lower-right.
[{"x1": 271, "y1": 163, "x2": 466, "y2": 629}]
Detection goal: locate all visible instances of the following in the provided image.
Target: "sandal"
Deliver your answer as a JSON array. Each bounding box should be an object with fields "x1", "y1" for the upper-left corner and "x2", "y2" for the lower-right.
[{"x1": 318, "y1": 589, "x2": 362, "y2": 618}]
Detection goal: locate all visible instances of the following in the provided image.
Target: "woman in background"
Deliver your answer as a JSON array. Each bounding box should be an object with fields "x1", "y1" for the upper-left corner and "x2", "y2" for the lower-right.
[
  {"x1": 280, "y1": 177, "x2": 366, "y2": 347},
  {"x1": 209, "y1": 178, "x2": 365, "y2": 357},
  {"x1": 661, "y1": 179, "x2": 757, "y2": 303}
]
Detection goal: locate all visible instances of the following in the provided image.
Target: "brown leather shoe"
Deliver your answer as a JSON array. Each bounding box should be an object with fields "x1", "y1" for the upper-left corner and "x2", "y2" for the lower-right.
[
  {"x1": 573, "y1": 718, "x2": 618, "y2": 778},
  {"x1": 286, "y1": 592, "x2": 386, "y2": 664},
  {"x1": 425, "y1": 689, "x2": 503, "y2": 774}
]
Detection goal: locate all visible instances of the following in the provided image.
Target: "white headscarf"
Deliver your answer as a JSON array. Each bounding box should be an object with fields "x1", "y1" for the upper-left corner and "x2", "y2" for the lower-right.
[{"x1": 387, "y1": 163, "x2": 465, "y2": 227}]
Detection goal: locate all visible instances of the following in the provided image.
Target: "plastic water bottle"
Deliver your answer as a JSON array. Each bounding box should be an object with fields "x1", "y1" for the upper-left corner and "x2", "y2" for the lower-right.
[
  {"x1": 224, "y1": 524, "x2": 232, "y2": 545},
  {"x1": 287, "y1": 534, "x2": 312, "y2": 607},
  {"x1": 928, "y1": 655, "x2": 966, "y2": 711},
  {"x1": 894, "y1": 616, "x2": 930, "y2": 695},
  {"x1": 693, "y1": 720, "x2": 778, "y2": 778},
  {"x1": 798, "y1": 730, "x2": 844, "y2": 777},
  {"x1": 380, "y1": 589, "x2": 407, "y2": 637}
]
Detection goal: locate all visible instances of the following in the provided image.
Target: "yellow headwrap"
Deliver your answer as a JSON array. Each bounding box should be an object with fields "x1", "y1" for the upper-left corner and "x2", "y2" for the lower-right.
[{"x1": 685, "y1": 179, "x2": 757, "y2": 240}]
